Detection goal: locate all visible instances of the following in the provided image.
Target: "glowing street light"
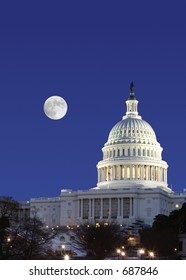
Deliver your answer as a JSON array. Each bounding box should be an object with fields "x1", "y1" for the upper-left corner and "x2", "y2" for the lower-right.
[
  {"x1": 138, "y1": 248, "x2": 145, "y2": 259},
  {"x1": 121, "y1": 251, "x2": 126, "y2": 259},
  {"x1": 116, "y1": 249, "x2": 121, "y2": 259},
  {"x1": 64, "y1": 254, "x2": 70, "y2": 260},
  {"x1": 149, "y1": 251, "x2": 155, "y2": 259}
]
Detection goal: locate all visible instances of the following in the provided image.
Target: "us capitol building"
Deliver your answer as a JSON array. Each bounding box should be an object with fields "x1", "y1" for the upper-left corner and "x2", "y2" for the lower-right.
[{"x1": 26, "y1": 83, "x2": 186, "y2": 227}]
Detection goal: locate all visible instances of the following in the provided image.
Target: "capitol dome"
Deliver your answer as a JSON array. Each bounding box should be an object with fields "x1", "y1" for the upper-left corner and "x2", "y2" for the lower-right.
[
  {"x1": 107, "y1": 118, "x2": 157, "y2": 146},
  {"x1": 96, "y1": 82, "x2": 171, "y2": 192}
]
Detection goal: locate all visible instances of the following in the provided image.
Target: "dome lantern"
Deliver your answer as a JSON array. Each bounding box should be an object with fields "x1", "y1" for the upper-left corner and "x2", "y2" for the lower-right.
[{"x1": 125, "y1": 82, "x2": 140, "y2": 119}]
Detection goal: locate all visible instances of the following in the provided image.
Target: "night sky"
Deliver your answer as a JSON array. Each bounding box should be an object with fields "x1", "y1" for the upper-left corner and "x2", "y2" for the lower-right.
[{"x1": 0, "y1": 1, "x2": 186, "y2": 201}]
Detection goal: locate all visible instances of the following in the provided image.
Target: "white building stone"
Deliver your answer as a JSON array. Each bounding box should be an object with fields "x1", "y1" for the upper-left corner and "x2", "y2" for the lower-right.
[{"x1": 30, "y1": 83, "x2": 186, "y2": 226}]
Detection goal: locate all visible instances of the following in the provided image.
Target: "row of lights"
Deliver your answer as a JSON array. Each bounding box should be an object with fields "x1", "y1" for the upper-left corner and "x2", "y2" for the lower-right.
[
  {"x1": 116, "y1": 247, "x2": 155, "y2": 259},
  {"x1": 45, "y1": 223, "x2": 129, "y2": 229}
]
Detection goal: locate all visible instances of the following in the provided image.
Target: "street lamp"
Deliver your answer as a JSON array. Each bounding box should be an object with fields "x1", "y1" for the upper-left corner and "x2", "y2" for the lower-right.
[
  {"x1": 61, "y1": 244, "x2": 66, "y2": 257},
  {"x1": 149, "y1": 251, "x2": 155, "y2": 259},
  {"x1": 138, "y1": 248, "x2": 145, "y2": 259},
  {"x1": 116, "y1": 249, "x2": 121, "y2": 259},
  {"x1": 64, "y1": 254, "x2": 70, "y2": 260},
  {"x1": 121, "y1": 251, "x2": 126, "y2": 259}
]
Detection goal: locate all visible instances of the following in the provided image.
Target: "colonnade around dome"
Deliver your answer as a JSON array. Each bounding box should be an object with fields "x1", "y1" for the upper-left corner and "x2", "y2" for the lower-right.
[{"x1": 97, "y1": 164, "x2": 167, "y2": 184}]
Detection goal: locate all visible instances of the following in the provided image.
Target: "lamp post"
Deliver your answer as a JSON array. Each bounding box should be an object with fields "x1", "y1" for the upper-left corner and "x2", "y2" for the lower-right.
[
  {"x1": 61, "y1": 244, "x2": 66, "y2": 257},
  {"x1": 149, "y1": 251, "x2": 155, "y2": 259},
  {"x1": 138, "y1": 249, "x2": 145, "y2": 259},
  {"x1": 64, "y1": 254, "x2": 70, "y2": 260},
  {"x1": 121, "y1": 251, "x2": 126, "y2": 259},
  {"x1": 116, "y1": 249, "x2": 121, "y2": 259}
]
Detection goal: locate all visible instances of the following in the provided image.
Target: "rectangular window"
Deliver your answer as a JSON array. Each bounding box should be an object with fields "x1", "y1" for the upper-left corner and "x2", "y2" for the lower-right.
[
  {"x1": 83, "y1": 199, "x2": 89, "y2": 219},
  {"x1": 103, "y1": 198, "x2": 109, "y2": 218},
  {"x1": 121, "y1": 165, "x2": 124, "y2": 179},
  {"x1": 123, "y1": 198, "x2": 130, "y2": 218},
  {"x1": 127, "y1": 166, "x2": 130, "y2": 179},
  {"x1": 144, "y1": 165, "x2": 146, "y2": 180},
  {"x1": 94, "y1": 199, "x2": 101, "y2": 219},
  {"x1": 137, "y1": 165, "x2": 141, "y2": 179},
  {"x1": 111, "y1": 198, "x2": 118, "y2": 218}
]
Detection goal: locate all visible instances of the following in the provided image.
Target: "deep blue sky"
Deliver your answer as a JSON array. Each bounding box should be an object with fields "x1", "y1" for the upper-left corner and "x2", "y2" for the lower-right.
[{"x1": 0, "y1": 1, "x2": 186, "y2": 201}]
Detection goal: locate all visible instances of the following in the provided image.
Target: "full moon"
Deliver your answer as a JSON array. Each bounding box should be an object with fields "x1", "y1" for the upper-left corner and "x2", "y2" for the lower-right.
[{"x1": 44, "y1": 96, "x2": 68, "y2": 120}]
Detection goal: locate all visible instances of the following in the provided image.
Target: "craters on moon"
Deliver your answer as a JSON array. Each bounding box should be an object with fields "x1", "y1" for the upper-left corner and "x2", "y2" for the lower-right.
[{"x1": 44, "y1": 96, "x2": 68, "y2": 120}]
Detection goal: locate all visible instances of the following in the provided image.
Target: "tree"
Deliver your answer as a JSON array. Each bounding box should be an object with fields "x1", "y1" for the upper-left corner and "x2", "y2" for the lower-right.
[
  {"x1": 0, "y1": 197, "x2": 19, "y2": 259},
  {"x1": 0, "y1": 197, "x2": 58, "y2": 259},
  {"x1": 72, "y1": 222, "x2": 126, "y2": 259},
  {"x1": 5, "y1": 216, "x2": 58, "y2": 259},
  {"x1": 140, "y1": 210, "x2": 180, "y2": 259}
]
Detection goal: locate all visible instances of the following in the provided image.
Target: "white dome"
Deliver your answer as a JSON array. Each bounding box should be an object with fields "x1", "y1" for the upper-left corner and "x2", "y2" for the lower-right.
[
  {"x1": 106, "y1": 117, "x2": 157, "y2": 146},
  {"x1": 96, "y1": 83, "x2": 171, "y2": 193}
]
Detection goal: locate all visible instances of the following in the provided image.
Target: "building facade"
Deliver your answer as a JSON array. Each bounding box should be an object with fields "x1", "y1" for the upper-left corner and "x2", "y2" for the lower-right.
[{"x1": 29, "y1": 83, "x2": 186, "y2": 226}]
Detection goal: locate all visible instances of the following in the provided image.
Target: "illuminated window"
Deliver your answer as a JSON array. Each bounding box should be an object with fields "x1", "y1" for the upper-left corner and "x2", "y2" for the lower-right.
[
  {"x1": 137, "y1": 165, "x2": 141, "y2": 179},
  {"x1": 121, "y1": 165, "x2": 124, "y2": 179},
  {"x1": 127, "y1": 166, "x2": 130, "y2": 179},
  {"x1": 151, "y1": 166, "x2": 154, "y2": 180},
  {"x1": 132, "y1": 165, "x2": 135, "y2": 179}
]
